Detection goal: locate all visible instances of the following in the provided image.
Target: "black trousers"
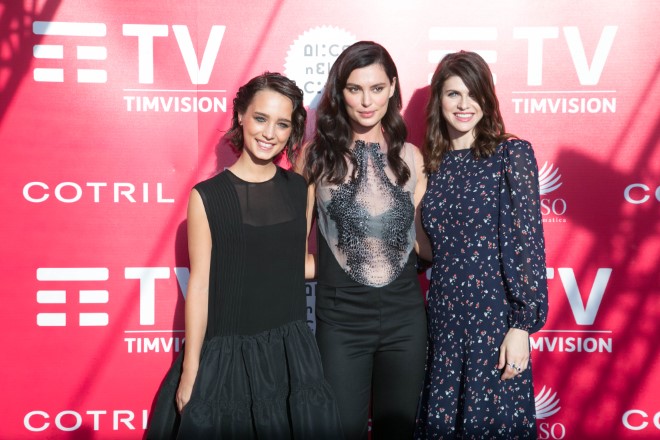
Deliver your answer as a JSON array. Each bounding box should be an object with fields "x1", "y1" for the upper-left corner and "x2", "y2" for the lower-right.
[{"x1": 315, "y1": 240, "x2": 427, "y2": 440}]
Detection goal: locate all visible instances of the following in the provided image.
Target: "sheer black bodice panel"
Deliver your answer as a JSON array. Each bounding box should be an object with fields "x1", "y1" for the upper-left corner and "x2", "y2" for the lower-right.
[{"x1": 194, "y1": 168, "x2": 308, "y2": 337}]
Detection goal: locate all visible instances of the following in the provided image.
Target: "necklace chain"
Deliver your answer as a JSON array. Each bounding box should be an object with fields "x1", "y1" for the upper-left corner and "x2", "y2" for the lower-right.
[{"x1": 450, "y1": 149, "x2": 471, "y2": 162}]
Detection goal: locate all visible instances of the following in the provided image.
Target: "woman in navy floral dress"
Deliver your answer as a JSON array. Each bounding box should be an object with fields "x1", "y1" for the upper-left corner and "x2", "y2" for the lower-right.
[{"x1": 415, "y1": 51, "x2": 549, "y2": 439}]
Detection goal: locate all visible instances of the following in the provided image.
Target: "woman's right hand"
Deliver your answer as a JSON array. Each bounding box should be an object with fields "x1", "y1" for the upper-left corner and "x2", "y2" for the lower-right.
[{"x1": 175, "y1": 370, "x2": 197, "y2": 413}]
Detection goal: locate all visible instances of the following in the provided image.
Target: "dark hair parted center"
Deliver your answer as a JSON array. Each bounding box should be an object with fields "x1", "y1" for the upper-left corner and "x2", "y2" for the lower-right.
[
  {"x1": 424, "y1": 51, "x2": 514, "y2": 173},
  {"x1": 303, "y1": 41, "x2": 410, "y2": 186}
]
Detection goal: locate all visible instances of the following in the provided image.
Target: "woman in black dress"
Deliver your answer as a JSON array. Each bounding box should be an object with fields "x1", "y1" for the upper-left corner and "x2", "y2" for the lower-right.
[
  {"x1": 147, "y1": 72, "x2": 342, "y2": 439},
  {"x1": 415, "y1": 51, "x2": 549, "y2": 439},
  {"x1": 299, "y1": 41, "x2": 429, "y2": 440}
]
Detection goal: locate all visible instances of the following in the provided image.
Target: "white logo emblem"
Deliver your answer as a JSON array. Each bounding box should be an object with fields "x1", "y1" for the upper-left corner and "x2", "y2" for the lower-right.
[
  {"x1": 284, "y1": 26, "x2": 356, "y2": 107},
  {"x1": 538, "y1": 162, "x2": 562, "y2": 195},
  {"x1": 535, "y1": 386, "x2": 561, "y2": 419},
  {"x1": 33, "y1": 22, "x2": 108, "y2": 83},
  {"x1": 428, "y1": 27, "x2": 498, "y2": 83},
  {"x1": 36, "y1": 268, "x2": 109, "y2": 326}
]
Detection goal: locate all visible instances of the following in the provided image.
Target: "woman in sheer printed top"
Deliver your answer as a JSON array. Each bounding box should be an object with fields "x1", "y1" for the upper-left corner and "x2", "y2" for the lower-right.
[{"x1": 298, "y1": 41, "x2": 429, "y2": 440}]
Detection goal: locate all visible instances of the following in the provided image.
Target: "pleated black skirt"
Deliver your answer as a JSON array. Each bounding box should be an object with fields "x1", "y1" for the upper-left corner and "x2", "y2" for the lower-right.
[{"x1": 146, "y1": 320, "x2": 344, "y2": 439}]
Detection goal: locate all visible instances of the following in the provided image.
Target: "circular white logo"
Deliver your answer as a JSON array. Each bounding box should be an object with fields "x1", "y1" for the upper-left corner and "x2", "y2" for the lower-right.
[{"x1": 284, "y1": 26, "x2": 356, "y2": 107}]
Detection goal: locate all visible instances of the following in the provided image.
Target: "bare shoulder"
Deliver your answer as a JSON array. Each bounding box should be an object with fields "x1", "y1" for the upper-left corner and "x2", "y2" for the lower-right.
[
  {"x1": 293, "y1": 141, "x2": 313, "y2": 174},
  {"x1": 403, "y1": 142, "x2": 424, "y2": 167},
  {"x1": 187, "y1": 188, "x2": 206, "y2": 216}
]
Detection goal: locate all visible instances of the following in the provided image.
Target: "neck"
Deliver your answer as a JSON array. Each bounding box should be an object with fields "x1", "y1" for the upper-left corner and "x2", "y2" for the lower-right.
[
  {"x1": 351, "y1": 122, "x2": 385, "y2": 144},
  {"x1": 449, "y1": 130, "x2": 475, "y2": 150},
  {"x1": 450, "y1": 137, "x2": 474, "y2": 151},
  {"x1": 230, "y1": 153, "x2": 278, "y2": 182}
]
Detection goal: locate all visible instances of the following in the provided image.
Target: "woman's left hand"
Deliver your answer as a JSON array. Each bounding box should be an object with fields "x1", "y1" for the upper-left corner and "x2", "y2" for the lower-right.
[{"x1": 497, "y1": 328, "x2": 530, "y2": 380}]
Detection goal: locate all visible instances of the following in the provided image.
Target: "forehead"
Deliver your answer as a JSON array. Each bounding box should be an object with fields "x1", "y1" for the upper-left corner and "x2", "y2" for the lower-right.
[
  {"x1": 442, "y1": 75, "x2": 469, "y2": 91},
  {"x1": 346, "y1": 63, "x2": 390, "y2": 85},
  {"x1": 247, "y1": 89, "x2": 293, "y2": 116}
]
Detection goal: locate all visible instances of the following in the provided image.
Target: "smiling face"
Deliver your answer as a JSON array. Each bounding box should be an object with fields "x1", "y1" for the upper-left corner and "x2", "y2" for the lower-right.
[
  {"x1": 238, "y1": 89, "x2": 294, "y2": 164},
  {"x1": 441, "y1": 75, "x2": 484, "y2": 148},
  {"x1": 342, "y1": 63, "x2": 396, "y2": 137}
]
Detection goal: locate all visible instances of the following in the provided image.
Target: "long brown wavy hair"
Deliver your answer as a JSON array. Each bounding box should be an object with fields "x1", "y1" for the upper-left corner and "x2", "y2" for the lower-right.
[
  {"x1": 303, "y1": 41, "x2": 410, "y2": 186},
  {"x1": 424, "y1": 51, "x2": 514, "y2": 173}
]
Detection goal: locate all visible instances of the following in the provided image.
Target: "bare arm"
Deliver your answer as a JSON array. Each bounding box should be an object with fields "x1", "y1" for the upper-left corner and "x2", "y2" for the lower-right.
[
  {"x1": 176, "y1": 189, "x2": 211, "y2": 412},
  {"x1": 304, "y1": 182, "x2": 317, "y2": 279},
  {"x1": 411, "y1": 144, "x2": 432, "y2": 262},
  {"x1": 294, "y1": 145, "x2": 317, "y2": 280}
]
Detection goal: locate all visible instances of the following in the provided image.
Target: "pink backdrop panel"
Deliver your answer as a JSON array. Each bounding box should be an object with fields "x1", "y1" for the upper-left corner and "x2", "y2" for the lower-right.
[{"x1": 1, "y1": 1, "x2": 658, "y2": 438}]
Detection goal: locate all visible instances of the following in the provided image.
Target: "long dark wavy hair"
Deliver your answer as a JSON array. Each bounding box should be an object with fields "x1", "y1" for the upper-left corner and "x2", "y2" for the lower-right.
[
  {"x1": 424, "y1": 51, "x2": 514, "y2": 173},
  {"x1": 303, "y1": 41, "x2": 410, "y2": 186},
  {"x1": 226, "y1": 72, "x2": 306, "y2": 165}
]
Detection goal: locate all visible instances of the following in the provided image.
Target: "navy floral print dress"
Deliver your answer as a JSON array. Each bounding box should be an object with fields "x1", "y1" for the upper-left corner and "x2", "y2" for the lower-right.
[{"x1": 416, "y1": 139, "x2": 549, "y2": 439}]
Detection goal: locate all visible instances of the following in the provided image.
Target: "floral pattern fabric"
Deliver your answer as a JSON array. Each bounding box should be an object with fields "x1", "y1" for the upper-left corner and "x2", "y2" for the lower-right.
[{"x1": 416, "y1": 139, "x2": 548, "y2": 439}]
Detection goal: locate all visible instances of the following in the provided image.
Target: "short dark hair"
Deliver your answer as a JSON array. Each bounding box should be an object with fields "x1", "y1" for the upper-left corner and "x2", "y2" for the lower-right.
[{"x1": 227, "y1": 72, "x2": 306, "y2": 165}]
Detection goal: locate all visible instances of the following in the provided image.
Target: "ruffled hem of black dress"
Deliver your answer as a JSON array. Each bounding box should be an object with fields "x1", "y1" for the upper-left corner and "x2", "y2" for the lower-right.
[{"x1": 146, "y1": 320, "x2": 344, "y2": 439}]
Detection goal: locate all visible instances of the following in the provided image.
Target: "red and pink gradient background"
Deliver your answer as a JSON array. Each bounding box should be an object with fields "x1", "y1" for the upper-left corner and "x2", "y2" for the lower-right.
[{"x1": 1, "y1": 1, "x2": 658, "y2": 438}]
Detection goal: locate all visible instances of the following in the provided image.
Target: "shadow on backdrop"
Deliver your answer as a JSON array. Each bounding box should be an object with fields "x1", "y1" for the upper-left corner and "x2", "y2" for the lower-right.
[
  {"x1": 0, "y1": 1, "x2": 62, "y2": 124},
  {"x1": 403, "y1": 84, "x2": 431, "y2": 149}
]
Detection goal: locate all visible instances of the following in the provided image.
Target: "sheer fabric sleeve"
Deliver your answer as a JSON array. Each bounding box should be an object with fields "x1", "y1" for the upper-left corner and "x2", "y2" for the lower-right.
[{"x1": 498, "y1": 139, "x2": 549, "y2": 334}]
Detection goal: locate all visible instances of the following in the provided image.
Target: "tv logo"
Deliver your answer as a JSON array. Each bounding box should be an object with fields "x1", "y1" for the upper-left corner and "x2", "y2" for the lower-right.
[
  {"x1": 35, "y1": 267, "x2": 189, "y2": 328},
  {"x1": 427, "y1": 27, "x2": 498, "y2": 83},
  {"x1": 36, "y1": 268, "x2": 109, "y2": 326},
  {"x1": 33, "y1": 22, "x2": 108, "y2": 83},
  {"x1": 32, "y1": 21, "x2": 225, "y2": 85},
  {"x1": 35, "y1": 266, "x2": 318, "y2": 345},
  {"x1": 427, "y1": 26, "x2": 617, "y2": 86}
]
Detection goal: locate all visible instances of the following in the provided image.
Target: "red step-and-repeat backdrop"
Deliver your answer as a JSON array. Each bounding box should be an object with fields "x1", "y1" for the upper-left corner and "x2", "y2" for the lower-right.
[{"x1": 1, "y1": 1, "x2": 658, "y2": 438}]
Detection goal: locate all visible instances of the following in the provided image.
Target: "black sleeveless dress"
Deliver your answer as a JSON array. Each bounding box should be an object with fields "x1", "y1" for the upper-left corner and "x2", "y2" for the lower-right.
[{"x1": 147, "y1": 168, "x2": 343, "y2": 439}]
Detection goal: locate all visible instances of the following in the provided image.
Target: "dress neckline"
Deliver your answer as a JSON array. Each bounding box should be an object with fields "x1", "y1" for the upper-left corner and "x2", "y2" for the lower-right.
[
  {"x1": 225, "y1": 166, "x2": 280, "y2": 185},
  {"x1": 226, "y1": 167, "x2": 280, "y2": 184},
  {"x1": 353, "y1": 139, "x2": 386, "y2": 155}
]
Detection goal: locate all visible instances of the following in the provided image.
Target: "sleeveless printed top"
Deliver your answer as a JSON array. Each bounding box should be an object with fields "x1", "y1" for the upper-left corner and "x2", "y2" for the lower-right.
[{"x1": 316, "y1": 140, "x2": 417, "y2": 287}]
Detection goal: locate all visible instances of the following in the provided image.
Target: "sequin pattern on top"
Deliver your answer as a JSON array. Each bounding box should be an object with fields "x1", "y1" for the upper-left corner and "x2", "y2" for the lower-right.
[{"x1": 317, "y1": 140, "x2": 416, "y2": 287}]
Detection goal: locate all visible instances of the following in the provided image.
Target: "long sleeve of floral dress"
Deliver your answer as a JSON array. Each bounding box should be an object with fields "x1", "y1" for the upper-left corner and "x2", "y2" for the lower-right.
[{"x1": 498, "y1": 139, "x2": 549, "y2": 334}]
